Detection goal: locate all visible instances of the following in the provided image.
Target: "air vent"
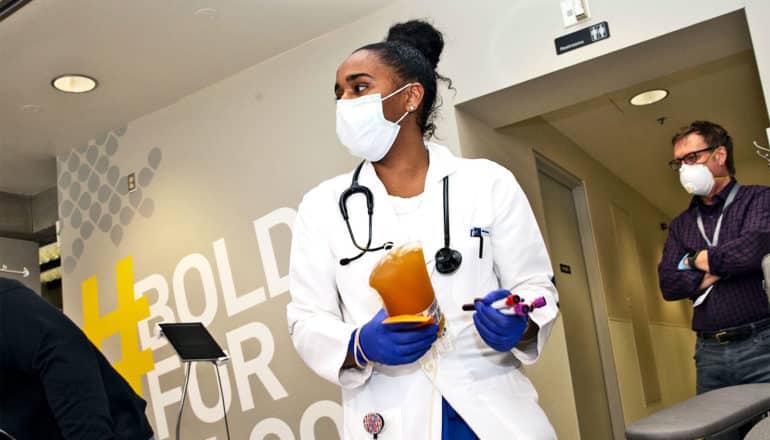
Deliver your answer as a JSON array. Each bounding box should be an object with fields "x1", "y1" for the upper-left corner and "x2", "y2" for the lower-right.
[{"x1": 0, "y1": 0, "x2": 32, "y2": 22}]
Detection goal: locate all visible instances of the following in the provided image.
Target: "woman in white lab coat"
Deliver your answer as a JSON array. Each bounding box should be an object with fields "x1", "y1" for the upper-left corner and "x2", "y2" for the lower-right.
[{"x1": 287, "y1": 20, "x2": 559, "y2": 440}]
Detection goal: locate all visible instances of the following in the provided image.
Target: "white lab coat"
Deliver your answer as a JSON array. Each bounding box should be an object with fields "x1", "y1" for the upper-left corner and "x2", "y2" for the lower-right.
[{"x1": 287, "y1": 143, "x2": 559, "y2": 439}]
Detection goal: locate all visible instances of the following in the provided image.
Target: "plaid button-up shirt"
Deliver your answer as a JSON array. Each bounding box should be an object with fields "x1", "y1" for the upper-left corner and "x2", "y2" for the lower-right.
[{"x1": 658, "y1": 179, "x2": 770, "y2": 331}]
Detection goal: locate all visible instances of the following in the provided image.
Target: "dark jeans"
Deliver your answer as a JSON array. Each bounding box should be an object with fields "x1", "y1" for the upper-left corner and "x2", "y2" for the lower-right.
[{"x1": 695, "y1": 325, "x2": 770, "y2": 439}]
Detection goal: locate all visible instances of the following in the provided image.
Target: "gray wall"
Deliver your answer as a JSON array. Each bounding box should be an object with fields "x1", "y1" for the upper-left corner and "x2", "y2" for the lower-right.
[
  {"x1": 0, "y1": 192, "x2": 31, "y2": 234},
  {"x1": 0, "y1": 188, "x2": 58, "y2": 242},
  {"x1": 0, "y1": 237, "x2": 41, "y2": 293},
  {"x1": 30, "y1": 187, "x2": 59, "y2": 233}
]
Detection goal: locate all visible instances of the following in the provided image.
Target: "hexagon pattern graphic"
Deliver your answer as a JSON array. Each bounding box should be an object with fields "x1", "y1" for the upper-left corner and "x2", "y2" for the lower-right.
[{"x1": 57, "y1": 127, "x2": 163, "y2": 273}]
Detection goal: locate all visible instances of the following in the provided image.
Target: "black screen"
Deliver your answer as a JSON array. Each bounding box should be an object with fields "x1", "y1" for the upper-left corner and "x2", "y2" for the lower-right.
[{"x1": 159, "y1": 322, "x2": 226, "y2": 361}]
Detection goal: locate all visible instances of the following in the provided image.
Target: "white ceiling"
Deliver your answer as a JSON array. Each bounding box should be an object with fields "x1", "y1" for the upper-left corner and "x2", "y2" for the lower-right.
[
  {"x1": 0, "y1": 0, "x2": 393, "y2": 195},
  {"x1": 542, "y1": 50, "x2": 770, "y2": 218}
]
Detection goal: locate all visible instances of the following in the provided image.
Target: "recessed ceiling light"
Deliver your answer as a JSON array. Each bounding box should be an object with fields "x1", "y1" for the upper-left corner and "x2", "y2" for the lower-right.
[
  {"x1": 21, "y1": 104, "x2": 43, "y2": 113},
  {"x1": 52, "y1": 74, "x2": 98, "y2": 93},
  {"x1": 629, "y1": 89, "x2": 668, "y2": 106},
  {"x1": 194, "y1": 8, "x2": 219, "y2": 20}
]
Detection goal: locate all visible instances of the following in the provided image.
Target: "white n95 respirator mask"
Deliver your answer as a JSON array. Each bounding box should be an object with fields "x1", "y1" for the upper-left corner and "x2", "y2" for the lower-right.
[
  {"x1": 336, "y1": 83, "x2": 412, "y2": 162},
  {"x1": 679, "y1": 164, "x2": 715, "y2": 196}
]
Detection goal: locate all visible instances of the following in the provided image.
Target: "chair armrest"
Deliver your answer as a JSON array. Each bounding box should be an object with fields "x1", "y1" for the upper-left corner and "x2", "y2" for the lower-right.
[{"x1": 625, "y1": 384, "x2": 770, "y2": 440}]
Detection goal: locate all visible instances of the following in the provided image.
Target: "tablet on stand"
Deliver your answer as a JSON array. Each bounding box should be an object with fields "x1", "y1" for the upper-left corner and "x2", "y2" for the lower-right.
[{"x1": 158, "y1": 322, "x2": 230, "y2": 440}]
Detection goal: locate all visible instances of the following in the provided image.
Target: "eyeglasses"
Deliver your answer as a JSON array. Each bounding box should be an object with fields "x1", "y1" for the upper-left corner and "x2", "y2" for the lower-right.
[{"x1": 668, "y1": 146, "x2": 715, "y2": 171}]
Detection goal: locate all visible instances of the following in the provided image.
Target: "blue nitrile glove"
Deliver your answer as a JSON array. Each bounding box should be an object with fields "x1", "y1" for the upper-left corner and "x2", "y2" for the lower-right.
[
  {"x1": 473, "y1": 289, "x2": 528, "y2": 352},
  {"x1": 348, "y1": 309, "x2": 439, "y2": 366}
]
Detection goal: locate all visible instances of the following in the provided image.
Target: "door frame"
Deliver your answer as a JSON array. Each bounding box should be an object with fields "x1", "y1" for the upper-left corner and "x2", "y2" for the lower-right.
[{"x1": 535, "y1": 152, "x2": 626, "y2": 440}]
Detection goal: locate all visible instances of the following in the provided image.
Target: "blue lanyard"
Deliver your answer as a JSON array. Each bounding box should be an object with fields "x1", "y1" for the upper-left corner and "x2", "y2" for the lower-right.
[{"x1": 695, "y1": 183, "x2": 740, "y2": 248}]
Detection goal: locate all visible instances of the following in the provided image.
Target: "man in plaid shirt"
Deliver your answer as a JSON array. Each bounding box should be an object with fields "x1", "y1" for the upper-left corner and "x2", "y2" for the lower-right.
[{"x1": 658, "y1": 120, "x2": 770, "y2": 439}]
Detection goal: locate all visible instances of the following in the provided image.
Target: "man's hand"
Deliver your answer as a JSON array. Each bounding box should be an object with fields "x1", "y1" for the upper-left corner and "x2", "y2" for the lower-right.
[
  {"x1": 699, "y1": 272, "x2": 720, "y2": 290},
  {"x1": 694, "y1": 250, "x2": 710, "y2": 272}
]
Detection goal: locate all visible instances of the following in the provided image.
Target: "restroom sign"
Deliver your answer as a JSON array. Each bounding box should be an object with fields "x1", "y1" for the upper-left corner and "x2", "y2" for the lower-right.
[{"x1": 555, "y1": 21, "x2": 610, "y2": 55}]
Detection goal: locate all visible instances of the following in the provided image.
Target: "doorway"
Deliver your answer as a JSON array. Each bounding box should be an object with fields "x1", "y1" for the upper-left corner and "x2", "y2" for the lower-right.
[{"x1": 536, "y1": 158, "x2": 619, "y2": 440}]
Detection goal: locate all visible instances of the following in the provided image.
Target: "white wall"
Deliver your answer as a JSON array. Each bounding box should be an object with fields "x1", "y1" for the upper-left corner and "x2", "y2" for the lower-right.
[
  {"x1": 746, "y1": 0, "x2": 770, "y2": 142},
  {"x1": 437, "y1": 0, "x2": 745, "y2": 105},
  {"x1": 609, "y1": 320, "x2": 695, "y2": 425}
]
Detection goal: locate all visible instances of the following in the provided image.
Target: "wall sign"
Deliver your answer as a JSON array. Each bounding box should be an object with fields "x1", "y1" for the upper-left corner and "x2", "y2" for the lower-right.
[{"x1": 555, "y1": 21, "x2": 610, "y2": 55}]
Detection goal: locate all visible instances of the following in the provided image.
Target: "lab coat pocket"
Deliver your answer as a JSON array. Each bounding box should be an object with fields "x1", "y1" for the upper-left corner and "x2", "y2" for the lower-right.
[
  {"x1": 451, "y1": 225, "x2": 495, "y2": 306},
  {"x1": 472, "y1": 226, "x2": 495, "y2": 287}
]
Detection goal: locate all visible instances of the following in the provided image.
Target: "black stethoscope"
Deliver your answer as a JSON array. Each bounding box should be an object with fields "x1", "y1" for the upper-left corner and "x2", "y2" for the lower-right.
[{"x1": 338, "y1": 161, "x2": 463, "y2": 274}]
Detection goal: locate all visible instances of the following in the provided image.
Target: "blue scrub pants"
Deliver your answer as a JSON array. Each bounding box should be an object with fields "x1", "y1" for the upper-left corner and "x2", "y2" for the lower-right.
[{"x1": 442, "y1": 398, "x2": 478, "y2": 440}]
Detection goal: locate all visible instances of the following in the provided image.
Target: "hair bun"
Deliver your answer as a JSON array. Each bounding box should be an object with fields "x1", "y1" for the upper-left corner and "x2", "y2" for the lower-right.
[{"x1": 386, "y1": 20, "x2": 444, "y2": 69}]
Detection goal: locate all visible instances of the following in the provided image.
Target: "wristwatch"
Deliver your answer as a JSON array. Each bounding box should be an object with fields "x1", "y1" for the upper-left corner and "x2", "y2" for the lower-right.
[{"x1": 687, "y1": 250, "x2": 702, "y2": 270}]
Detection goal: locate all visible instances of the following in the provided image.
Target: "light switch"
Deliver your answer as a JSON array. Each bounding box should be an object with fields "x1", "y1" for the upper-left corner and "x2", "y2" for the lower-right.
[
  {"x1": 561, "y1": 0, "x2": 590, "y2": 28},
  {"x1": 127, "y1": 173, "x2": 137, "y2": 193},
  {"x1": 561, "y1": 1, "x2": 578, "y2": 27},
  {"x1": 574, "y1": 0, "x2": 587, "y2": 19}
]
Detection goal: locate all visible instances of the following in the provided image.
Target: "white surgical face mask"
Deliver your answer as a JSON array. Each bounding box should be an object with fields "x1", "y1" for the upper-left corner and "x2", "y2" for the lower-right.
[
  {"x1": 336, "y1": 83, "x2": 412, "y2": 162},
  {"x1": 679, "y1": 163, "x2": 715, "y2": 196}
]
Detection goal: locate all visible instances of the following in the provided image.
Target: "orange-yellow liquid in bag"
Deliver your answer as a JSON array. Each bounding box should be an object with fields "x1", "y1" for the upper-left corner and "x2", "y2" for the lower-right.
[{"x1": 369, "y1": 242, "x2": 445, "y2": 333}]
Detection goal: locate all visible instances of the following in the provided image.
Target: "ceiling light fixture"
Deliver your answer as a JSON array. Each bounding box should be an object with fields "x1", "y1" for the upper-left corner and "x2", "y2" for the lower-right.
[
  {"x1": 629, "y1": 89, "x2": 668, "y2": 106},
  {"x1": 194, "y1": 7, "x2": 219, "y2": 20},
  {"x1": 21, "y1": 104, "x2": 43, "y2": 113},
  {"x1": 52, "y1": 74, "x2": 98, "y2": 94}
]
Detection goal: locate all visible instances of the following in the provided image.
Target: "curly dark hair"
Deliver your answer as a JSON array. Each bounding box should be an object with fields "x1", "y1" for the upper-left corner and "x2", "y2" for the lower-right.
[{"x1": 355, "y1": 20, "x2": 453, "y2": 140}]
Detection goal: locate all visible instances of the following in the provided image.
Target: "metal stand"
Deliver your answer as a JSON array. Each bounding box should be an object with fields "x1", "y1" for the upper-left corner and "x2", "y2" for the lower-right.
[{"x1": 175, "y1": 359, "x2": 231, "y2": 440}]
